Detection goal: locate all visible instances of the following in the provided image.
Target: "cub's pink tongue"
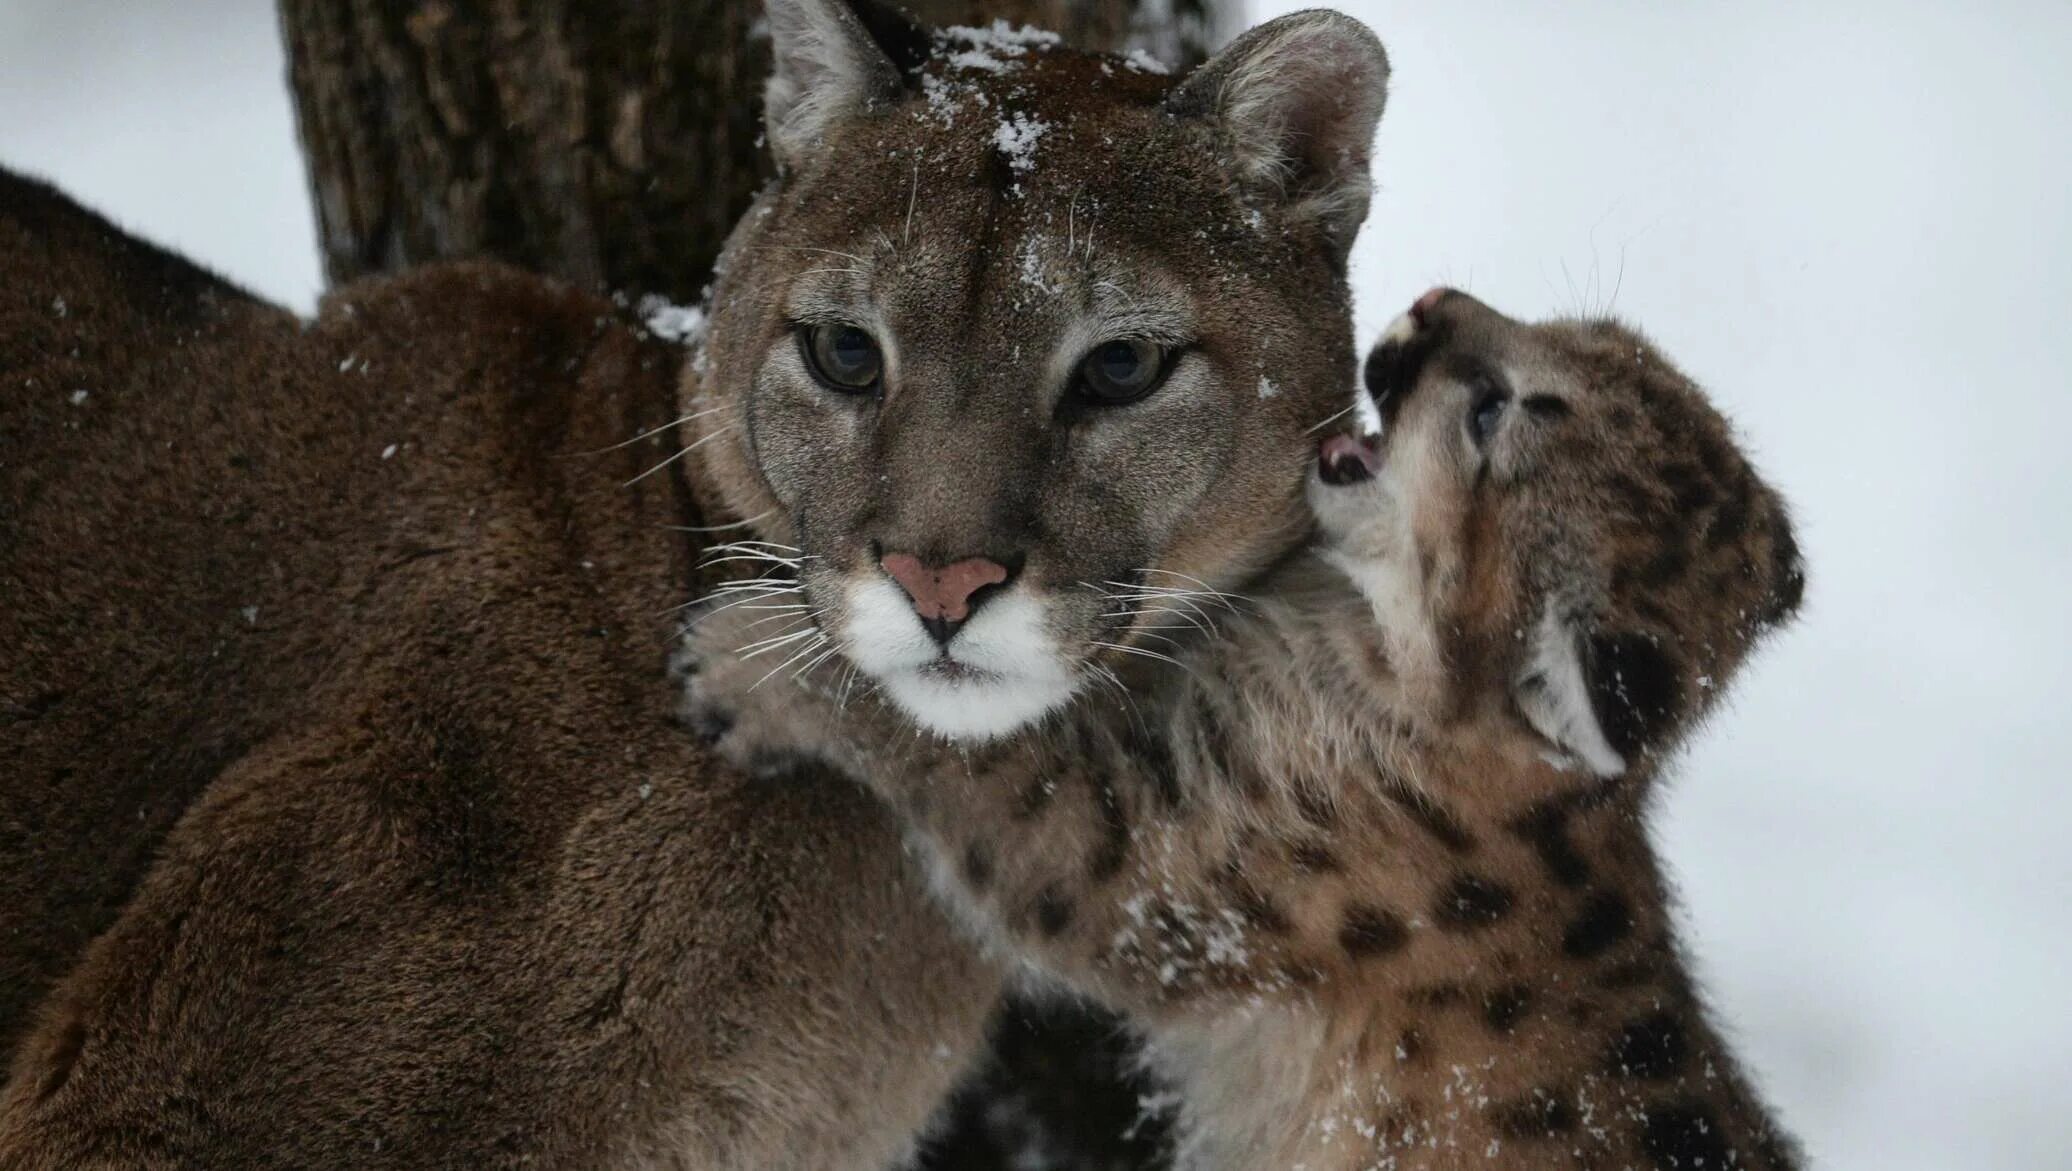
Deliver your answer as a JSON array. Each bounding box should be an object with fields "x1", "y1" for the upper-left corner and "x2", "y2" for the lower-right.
[{"x1": 1317, "y1": 434, "x2": 1380, "y2": 486}]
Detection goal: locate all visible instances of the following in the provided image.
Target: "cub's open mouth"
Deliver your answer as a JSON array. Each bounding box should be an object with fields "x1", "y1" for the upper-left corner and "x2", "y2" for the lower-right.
[{"x1": 1317, "y1": 433, "x2": 1382, "y2": 486}]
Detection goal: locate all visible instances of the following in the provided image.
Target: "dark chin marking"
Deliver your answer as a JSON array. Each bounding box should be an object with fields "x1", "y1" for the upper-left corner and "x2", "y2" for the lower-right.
[{"x1": 1588, "y1": 632, "x2": 1683, "y2": 758}]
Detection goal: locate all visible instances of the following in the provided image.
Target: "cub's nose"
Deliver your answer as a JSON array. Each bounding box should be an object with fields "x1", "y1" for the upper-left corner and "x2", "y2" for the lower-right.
[{"x1": 880, "y1": 552, "x2": 1014, "y2": 646}]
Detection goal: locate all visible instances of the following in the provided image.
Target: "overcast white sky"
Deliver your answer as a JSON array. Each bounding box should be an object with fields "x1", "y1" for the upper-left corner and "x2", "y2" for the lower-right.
[{"x1": 4, "y1": 1, "x2": 2069, "y2": 1167}]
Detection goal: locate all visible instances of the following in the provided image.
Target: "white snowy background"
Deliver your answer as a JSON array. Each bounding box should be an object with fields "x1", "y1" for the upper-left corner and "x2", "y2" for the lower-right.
[{"x1": 4, "y1": 1, "x2": 2068, "y2": 1167}]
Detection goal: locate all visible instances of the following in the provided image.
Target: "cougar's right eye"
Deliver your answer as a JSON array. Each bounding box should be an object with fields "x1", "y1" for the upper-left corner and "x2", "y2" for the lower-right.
[{"x1": 800, "y1": 323, "x2": 882, "y2": 392}]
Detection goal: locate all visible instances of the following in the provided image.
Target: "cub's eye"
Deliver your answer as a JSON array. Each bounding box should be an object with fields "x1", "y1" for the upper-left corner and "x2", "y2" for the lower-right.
[
  {"x1": 800, "y1": 323, "x2": 883, "y2": 392},
  {"x1": 1074, "y1": 339, "x2": 1169, "y2": 406},
  {"x1": 1469, "y1": 386, "x2": 1508, "y2": 447}
]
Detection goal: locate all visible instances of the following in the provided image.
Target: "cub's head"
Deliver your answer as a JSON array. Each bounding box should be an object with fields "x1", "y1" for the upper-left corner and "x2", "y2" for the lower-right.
[
  {"x1": 1310, "y1": 289, "x2": 1806, "y2": 777},
  {"x1": 693, "y1": 0, "x2": 1389, "y2": 739}
]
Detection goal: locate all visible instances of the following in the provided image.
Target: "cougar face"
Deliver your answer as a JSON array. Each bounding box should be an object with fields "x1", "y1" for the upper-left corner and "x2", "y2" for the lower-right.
[
  {"x1": 1310, "y1": 289, "x2": 1805, "y2": 776},
  {"x1": 694, "y1": 0, "x2": 1389, "y2": 739}
]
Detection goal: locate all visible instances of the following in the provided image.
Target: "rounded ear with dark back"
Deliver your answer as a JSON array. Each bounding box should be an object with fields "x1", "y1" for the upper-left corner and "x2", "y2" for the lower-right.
[
  {"x1": 1164, "y1": 10, "x2": 1391, "y2": 260},
  {"x1": 1515, "y1": 601, "x2": 1694, "y2": 779},
  {"x1": 1514, "y1": 605, "x2": 1629, "y2": 778},
  {"x1": 762, "y1": 0, "x2": 922, "y2": 170}
]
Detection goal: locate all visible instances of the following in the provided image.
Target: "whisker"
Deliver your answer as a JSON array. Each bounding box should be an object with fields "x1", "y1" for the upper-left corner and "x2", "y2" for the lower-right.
[
  {"x1": 701, "y1": 539, "x2": 804, "y2": 557},
  {"x1": 737, "y1": 626, "x2": 821, "y2": 660},
  {"x1": 663, "y1": 509, "x2": 775, "y2": 534},
  {"x1": 1092, "y1": 639, "x2": 1181, "y2": 668},
  {"x1": 624, "y1": 425, "x2": 736, "y2": 487},
  {"x1": 1307, "y1": 402, "x2": 1358, "y2": 434},
  {"x1": 568, "y1": 404, "x2": 732, "y2": 458},
  {"x1": 699, "y1": 552, "x2": 805, "y2": 570},
  {"x1": 753, "y1": 635, "x2": 831, "y2": 689},
  {"x1": 1103, "y1": 607, "x2": 1209, "y2": 637},
  {"x1": 791, "y1": 642, "x2": 845, "y2": 682},
  {"x1": 904, "y1": 157, "x2": 920, "y2": 246},
  {"x1": 779, "y1": 245, "x2": 870, "y2": 264},
  {"x1": 1135, "y1": 569, "x2": 1248, "y2": 610},
  {"x1": 660, "y1": 584, "x2": 799, "y2": 619}
]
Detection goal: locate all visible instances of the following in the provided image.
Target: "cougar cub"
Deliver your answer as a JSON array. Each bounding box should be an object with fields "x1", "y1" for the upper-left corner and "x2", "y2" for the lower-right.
[{"x1": 686, "y1": 287, "x2": 1808, "y2": 1170}]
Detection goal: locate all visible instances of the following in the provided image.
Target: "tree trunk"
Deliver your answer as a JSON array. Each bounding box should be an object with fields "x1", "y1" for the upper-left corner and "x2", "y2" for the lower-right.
[
  {"x1": 277, "y1": 2, "x2": 1228, "y2": 1168},
  {"x1": 279, "y1": 0, "x2": 1223, "y2": 302}
]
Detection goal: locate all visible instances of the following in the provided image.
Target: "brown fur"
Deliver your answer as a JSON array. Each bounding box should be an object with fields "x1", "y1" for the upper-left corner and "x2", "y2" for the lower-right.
[
  {"x1": 0, "y1": 171, "x2": 999, "y2": 1169},
  {"x1": 1, "y1": 4, "x2": 1396, "y2": 1161},
  {"x1": 685, "y1": 291, "x2": 1807, "y2": 1169},
  {"x1": 688, "y1": 3, "x2": 1389, "y2": 743}
]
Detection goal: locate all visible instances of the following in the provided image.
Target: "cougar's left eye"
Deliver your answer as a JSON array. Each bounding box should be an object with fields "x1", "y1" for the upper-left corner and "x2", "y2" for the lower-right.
[
  {"x1": 1074, "y1": 339, "x2": 1169, "y2": 405},
  {"x1": 800, "y1": 323, "x2": 883, "y2": 392},
  {"x1": 1469, "y1": 386, "x2": 1508, "y2": 447}
]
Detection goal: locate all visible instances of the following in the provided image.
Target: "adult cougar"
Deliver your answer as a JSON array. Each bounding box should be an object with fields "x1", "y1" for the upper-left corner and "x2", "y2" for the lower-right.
[
  {"x1": 689, "y1": 0, "x2": 1390, "y2": 741},
  {"x1": 0, "y1": 0, "x2": 1391, "y2": 1165}
]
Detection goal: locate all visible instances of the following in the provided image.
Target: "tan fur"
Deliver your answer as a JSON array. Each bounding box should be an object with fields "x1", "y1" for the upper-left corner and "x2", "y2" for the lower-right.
[
  {"x1": 686, "y1": 1, "x2": 1389, "y2": 743},
  {"x1": 0, "y1": 171, "x2": 998, "y2": 1170},
  {"x1": 686, "y1": 290, "x2": 1807, "y2": 1169},
  {"x1": 0, "y1": 3, "x2": 1394, "y2": 1162}
]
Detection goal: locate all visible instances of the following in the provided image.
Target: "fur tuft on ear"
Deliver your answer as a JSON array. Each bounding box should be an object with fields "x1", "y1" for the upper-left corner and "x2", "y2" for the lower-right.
[
  {"x1": 763, "y1": 0, "x2": 912, "y2": 169},
  {"x1": 1514, "y1": 606, "x2": 1627, "y2": 778},
  {"x1": 1165, "y1": 10, "x2": 1390, "y2": 255}
]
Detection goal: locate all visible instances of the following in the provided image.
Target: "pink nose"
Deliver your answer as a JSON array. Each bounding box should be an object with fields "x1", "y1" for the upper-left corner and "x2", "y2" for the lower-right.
[{"x1": 880, "y1": 552, "x2": 1011, "y2": 642}]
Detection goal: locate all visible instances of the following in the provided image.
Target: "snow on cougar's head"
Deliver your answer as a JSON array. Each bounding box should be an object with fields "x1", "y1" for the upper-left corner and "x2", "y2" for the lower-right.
[{"x1": 691, "y1": 0, "x2": 1390, "y2": 738}]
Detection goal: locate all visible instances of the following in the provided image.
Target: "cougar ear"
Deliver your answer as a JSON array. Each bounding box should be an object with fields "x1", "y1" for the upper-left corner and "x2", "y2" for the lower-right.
[
  {"x1": 763, "y1": 0, "x2": 915, "y2": 169},
  {"x1": 1514, "y1": 606, "x2": 1627, "y2": 779},
  {"x1": 1165, "y1": 10, "x2": 1390, "y2": 256}
]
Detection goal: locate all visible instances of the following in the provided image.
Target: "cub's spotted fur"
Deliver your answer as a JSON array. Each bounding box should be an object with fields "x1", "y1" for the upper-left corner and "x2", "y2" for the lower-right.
[{"x1": 687, "y1": 289, "x2": 1807, "y2": 1170}]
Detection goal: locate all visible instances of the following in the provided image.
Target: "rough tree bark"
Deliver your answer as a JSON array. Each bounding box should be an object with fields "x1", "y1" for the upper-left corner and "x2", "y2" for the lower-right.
[
  {"x1": 277, "y1": 2, "x2": 1228, "y2": 1167},
  {"x1": 280, "y1": 0, "x2": 1224, "y2": 301}
]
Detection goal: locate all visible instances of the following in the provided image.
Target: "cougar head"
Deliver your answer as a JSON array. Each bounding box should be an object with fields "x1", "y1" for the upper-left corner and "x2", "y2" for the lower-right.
[
  {"x1": 1309, "y1": 289, "x2": 1806, "y2": 777},
  {"x1": 692, "y1": 0, "x2": 1389, "y2": 739}
]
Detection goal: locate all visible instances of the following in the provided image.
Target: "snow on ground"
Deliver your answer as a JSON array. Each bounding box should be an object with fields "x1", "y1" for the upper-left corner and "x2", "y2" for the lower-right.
[{"x1": 5, "y1": 1, "x2": 2070, "y2": 1168}]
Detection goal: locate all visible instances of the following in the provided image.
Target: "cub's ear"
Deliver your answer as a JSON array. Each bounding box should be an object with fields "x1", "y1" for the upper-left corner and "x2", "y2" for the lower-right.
[
  {"x1": 1166, "y1": 10, "x2": 1390, "y2": 257},
  {"x1": 1513, "y1": 607, "x2": 1627, "y2": 779},
  {"x1": 763, "y1": 0, "x2": 920, "y2": 169},
  {"x1": 1515, "y1": 606, "x2": 1691, "y2": 779}
]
